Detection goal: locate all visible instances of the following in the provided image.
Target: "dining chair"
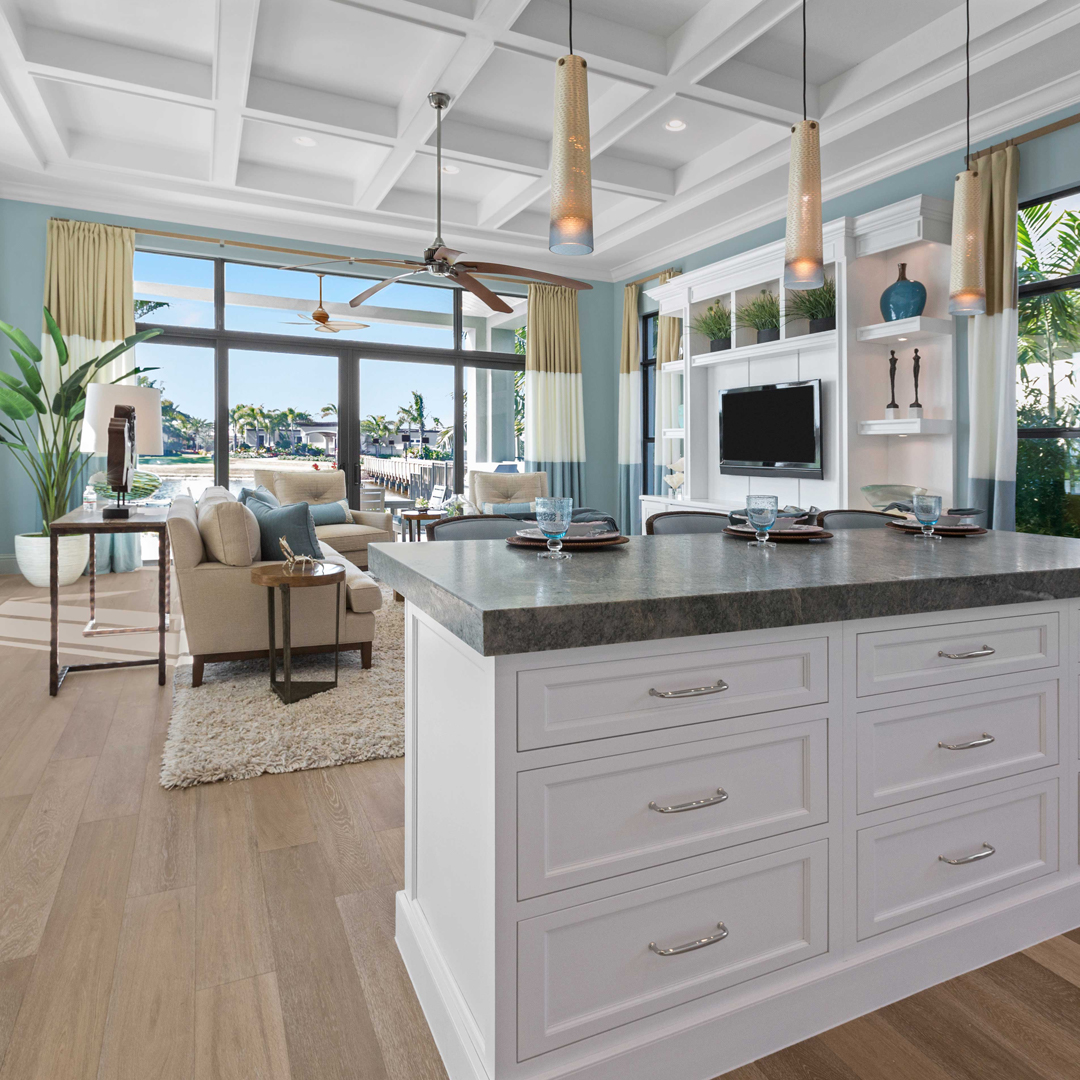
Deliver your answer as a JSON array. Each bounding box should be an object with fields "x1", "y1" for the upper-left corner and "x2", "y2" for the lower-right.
[
  {"x1": 645, "y1": 511, "x2": 730, "y2": 535},
  {"x1": 426, "y1": 515, "x2": 523, "y2": 541},
  {"x1": 817, "y1": 509, "x2": 895, "y2": 529}
]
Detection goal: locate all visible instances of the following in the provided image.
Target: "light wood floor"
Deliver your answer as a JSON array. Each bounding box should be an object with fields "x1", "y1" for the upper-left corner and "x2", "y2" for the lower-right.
[{"x1": 1, "y1": 567, "x2": 1079, "y2": 1080}]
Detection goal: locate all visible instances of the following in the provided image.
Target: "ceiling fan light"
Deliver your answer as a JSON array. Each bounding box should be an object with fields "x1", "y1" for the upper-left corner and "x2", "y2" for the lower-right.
[
  {"x1": 784, "y1": 119, "x2": 824, "y2": 290},
  {"x1": 948, "y1": 167, "x2": 985, "y2": 315},
  {"x1": 549, "y1": 54, "x2": 593, "y2": 256}
]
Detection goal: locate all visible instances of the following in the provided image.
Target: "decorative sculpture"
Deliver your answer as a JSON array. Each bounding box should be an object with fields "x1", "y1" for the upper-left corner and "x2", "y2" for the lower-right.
[
  {"x1": 909, "y1": 349, "x2": 923, "y2": 418},
  {"x1": 103, "y1": 404, "x2": 137, "y2": 519},
  {"x1": 886, "y1": 350, "x2": 900, "y2": 419},
  {"x1": 279, "y1": 536, "x2": 318, "y2": 574}
]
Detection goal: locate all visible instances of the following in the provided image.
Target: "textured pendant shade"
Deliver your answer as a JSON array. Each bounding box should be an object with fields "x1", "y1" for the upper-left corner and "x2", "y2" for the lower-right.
[
  {"x1": 948, "y1": 167, "x2": 985, "y2": 315},
  {"x1": 784, "y1": 119, "x2": 824, "y2": 290},
  {"x1": 549, "y1": 53, "x2": 593, "y2": 256}
]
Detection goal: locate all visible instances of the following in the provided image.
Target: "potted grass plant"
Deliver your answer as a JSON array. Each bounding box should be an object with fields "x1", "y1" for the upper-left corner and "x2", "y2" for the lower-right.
[
  {"x1": 737, "y1": 290, "x2": 781, "y2": 344},
  {"x1": 786, "y1": 276, "x2": 836, "y2": 334},
  {"x1": 0, "y1": 308, "x2": 160, "y2": 587},
  {"x1": 690, "y1": 300, "x2": 732, "y2": 352}
]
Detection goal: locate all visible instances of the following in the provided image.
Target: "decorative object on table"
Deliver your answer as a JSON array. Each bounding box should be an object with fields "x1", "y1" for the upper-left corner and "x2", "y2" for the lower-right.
[
  {"x1": 442, "y1": 493, "x2": 467, "y2": 517},
  {"x1": 908, "y1": 349, "x2": 923, "y2": 418},
  {"x1": 429, "y1": 484, "x2": 447, "y2": 510},
  {"x1": 745, "y1": 494, "x2": 779, "y2": 547},
  {"x1": 161, "y1": 582, "x2": 404, "y2": 788},
  {"x1": 785, "y1": 276, "x2": 835, "y2": 333},
  {"x1": 879, "y1": 263, "x2": 927, "y2": 321},
  {"x1": 691, "y1": 300, "x2": 732, "y2": 351},
  {"x1": 886, "y1": 350, "x2": 900, "y2": 418},
  {"x1": 728, "y1": 505, "x2": 818, "y2": 528},
  {"x1": 861, "y1": 483, "x2": 927, "y2": 511},
  {"x1": 414, "y1": 496, "x2": 429, "y2": 509},
  {"x1": 0, "y1": 307, "x2": 160, "y2": 587},
  {"x1": 737, "y1": 290, "x2": 781, "y2": 344},
  {"x1": 725, "y1": 523, "x2": 832, "y2": 542},
  {"x1": 535, "y1": 496, "x2": 574, "y2": 560},
  {"x1": 279, "y1": 535, "x2": 318, "y2": 574},
  {"x1": 911, "y1": 494, "x2": 942, "y2": 538},
  {"x1": 80, "y1": 382, "x2": 164, "y2": 519}
]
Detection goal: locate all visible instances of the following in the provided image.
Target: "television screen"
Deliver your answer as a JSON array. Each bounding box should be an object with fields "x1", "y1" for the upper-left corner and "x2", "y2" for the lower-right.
[{"x1": 719, "y1": 380, "x2": 822, "y2": 479}]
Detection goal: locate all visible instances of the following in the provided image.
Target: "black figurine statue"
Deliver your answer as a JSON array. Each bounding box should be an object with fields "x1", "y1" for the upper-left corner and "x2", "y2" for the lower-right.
[
  {"x1": 910, "y1": 348, "x2": 922, "y2": 410},
  {"x1": 887, "y1": 349, "x2": 899, "y2": 410}
]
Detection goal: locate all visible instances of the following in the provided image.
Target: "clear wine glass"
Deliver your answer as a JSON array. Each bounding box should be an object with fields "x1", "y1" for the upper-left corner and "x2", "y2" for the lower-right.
[
  {"x1": 535, "y1": 497, "x2": 574, "y2": 560},
  {"x1": 912, "y1": 494, "x2": 942, "y2": 539},
  {"x1": 745, "y1": 495, "x2": 778, "y2": 548}
]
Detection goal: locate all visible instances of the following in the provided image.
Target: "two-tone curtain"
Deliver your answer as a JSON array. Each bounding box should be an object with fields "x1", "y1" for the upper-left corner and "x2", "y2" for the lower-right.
[
  {"x1": 525, "y1": 283, "x2": 587, "y2": 503},
  {"x1": 966, "y1": 146, "x2": 1019, "y2": 530},
  {"x1": 653, "y1": 270, "x2": 682, "y2": 495},
  {"x1": 615, "y1": 283, "x2": 641, "y2": 534}
]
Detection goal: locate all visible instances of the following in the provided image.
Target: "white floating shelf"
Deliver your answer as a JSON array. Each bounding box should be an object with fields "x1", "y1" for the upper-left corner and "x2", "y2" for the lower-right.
[
  {"x1": 691, "y1": 329, "x2": 837, "y2": 367},
  {"x1": 661, "y1": 428, "x2": 685, "y2": 440},
  {"x1": 858, "y1": 417, "x2": 954, "y2": 436},
  {"x1": 856, "y1": 316, "x2": 954, "y2": 344},
  {"x1": 661, "y1": 361, "x2": 684, "y2": 374}
]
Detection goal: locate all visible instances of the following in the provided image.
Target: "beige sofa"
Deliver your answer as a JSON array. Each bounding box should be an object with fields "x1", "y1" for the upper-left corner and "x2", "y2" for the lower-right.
[
  {"x1": 253, "y1": 468, "x2": 393, "y2": 570},
  {"x1": 167, "y1": 487, "x2": 381, "y2": 686},
  {"x1": 468, "y1": 470, "x2": 548, "y2": 512}
]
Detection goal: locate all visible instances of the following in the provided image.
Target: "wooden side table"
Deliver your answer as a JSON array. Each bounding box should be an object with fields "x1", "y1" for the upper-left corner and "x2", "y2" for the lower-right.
[
  {"x1": 399, "y1": 509, "x2": 445, "y2": 541},
  {"x1": 50, "y1": 506, "x2": 171, "y2": 696},
  {"x1": 250, "y1": 561, "x2": 345, "y2": 704}
]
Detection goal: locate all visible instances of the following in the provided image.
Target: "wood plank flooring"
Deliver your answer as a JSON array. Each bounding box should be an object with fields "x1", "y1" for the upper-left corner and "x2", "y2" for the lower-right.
[{"x1": 1, "y1": 566, "x2": 1080, "y2": 1080}]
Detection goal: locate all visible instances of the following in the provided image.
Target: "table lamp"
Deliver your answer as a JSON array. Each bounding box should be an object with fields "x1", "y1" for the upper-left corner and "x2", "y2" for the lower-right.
[{"x1": 80, "y1": 383, "x2": 163, "y2": 518}]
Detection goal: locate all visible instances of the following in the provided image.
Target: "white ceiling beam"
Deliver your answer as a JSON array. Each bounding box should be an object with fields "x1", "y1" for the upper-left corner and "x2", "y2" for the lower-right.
[
  {"x1": 210, "y1": 0, "x2": 261, "y2": 186},
  {"x1": 696, "y1": 58, "x2": 816, "y2": 123}
]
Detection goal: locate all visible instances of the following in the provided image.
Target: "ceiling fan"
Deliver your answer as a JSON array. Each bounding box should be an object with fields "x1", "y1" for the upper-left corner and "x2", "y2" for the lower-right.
[
  {"x1": 280, "y1": 273, "x2": 370, "y2": 333},
  {"x1": 348, "y1": 92, "x2": 593, "y2": 315}
]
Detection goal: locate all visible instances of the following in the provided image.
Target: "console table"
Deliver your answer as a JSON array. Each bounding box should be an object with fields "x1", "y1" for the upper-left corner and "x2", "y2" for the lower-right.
[{"x1": 49, "y1": 506, "x2": 170, "y2": 696}]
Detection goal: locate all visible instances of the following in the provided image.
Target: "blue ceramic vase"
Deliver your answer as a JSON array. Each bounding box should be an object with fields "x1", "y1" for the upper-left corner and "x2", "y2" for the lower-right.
[{"x1": 879, "y1": 263, "x2": 926, "y2": 321}]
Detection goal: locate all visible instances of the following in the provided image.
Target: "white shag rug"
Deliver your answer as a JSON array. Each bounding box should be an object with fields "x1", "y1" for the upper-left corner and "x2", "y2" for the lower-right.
[{"x1": 161, "y1": 583, "x2": 404, "y2": 788}]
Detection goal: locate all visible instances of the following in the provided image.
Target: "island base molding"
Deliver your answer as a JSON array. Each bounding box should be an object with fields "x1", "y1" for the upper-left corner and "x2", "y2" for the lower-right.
[{"x1": 398, "y1": 876, "x2": 1080, "y2": 1080}]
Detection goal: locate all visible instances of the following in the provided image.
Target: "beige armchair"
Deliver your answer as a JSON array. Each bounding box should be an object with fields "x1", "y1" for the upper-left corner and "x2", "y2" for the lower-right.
[
  {"x1": 468, "y1": 470, "x2": 548, "y2": 513},
  {"x1": 253, "y1": 468, "x2": 392, "y2": 570},
  {"x1": 167, "y1": 490, "x2": 381, "y2": 686}
]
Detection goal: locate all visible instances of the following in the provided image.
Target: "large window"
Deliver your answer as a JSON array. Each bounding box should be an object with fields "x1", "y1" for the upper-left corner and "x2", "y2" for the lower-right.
[
  {"x1": 641, "y1": 312, "x2": 658, "y2": 495},
  {"x1": 134, "y1": 250, "x2": 525, "y2": 504},
  {"x1": 1016, "y1": 189, "x2": 1080, "y2": 536}
]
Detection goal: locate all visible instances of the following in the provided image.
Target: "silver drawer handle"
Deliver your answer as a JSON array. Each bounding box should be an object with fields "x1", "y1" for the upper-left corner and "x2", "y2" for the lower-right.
[
  {"x1": 938, "y1": 645, "x2": 995, "y2": 660},
  {"x1": 649, "y1": 788, "x2": 729, "y2": 814},
  {"x1": 649, "y1": 922, "x2": 728, "y2": 956},
  {"x1": 938, "y1": 733, "x2": 995, "y2": 751},
  {"x1": 649, "y1": 678, "x2": 729, "y2": 700},
  {"x1": 939, "y1": 842, "x2": 995, "y2": 866}
]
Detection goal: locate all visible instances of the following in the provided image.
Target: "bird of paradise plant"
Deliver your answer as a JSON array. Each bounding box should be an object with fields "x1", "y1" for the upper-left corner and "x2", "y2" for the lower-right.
[{"x1": 0, "y1": 307, "x2": 161, "y2": 535}]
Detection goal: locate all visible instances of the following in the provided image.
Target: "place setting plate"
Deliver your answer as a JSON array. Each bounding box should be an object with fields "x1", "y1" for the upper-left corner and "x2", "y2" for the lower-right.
[
  {"x1": 886, "y1": 520, "x2": 988, "y2": 537},
  {"x1": 508, "y1": 523, "x2": 628, "y2": 550},
  {"x1": 723, "y1": 523, "x2": 833, "y2": 542}
]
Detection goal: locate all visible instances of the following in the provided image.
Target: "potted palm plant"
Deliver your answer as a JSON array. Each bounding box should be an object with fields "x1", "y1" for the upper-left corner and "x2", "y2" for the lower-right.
[
  {"x1": 737, "y1": 290, "x2": 781, "y2": 344},
  {"x1": 0, "y1": 308, "x2": 160, "y2": 587},
  {"x1": 691, "y1": 300, "x2": 732, "y2": 351},
  {"x1": 786, "y1": 276, "x2": 836, "y2": 333}
]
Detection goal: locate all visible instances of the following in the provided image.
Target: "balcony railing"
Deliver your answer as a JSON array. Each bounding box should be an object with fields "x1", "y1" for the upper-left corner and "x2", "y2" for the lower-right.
[{"x1": 362, "y1": 455, "x2": 452, "y2": 501}]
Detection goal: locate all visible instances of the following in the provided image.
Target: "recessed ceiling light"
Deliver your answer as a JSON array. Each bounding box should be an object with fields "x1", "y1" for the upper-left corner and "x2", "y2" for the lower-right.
[
  {"x1": 293, "y1": 135, "x2": 317, "y2": 147},
  {"x1": 897, "y1": 336, "x2": 907, "y2": 341},
  {"x1": 441, "y1": 163, "x2": 460, "y2": 174},
  {"x1": 664, "y1": 119, "x2": 687, "y2": 132}
]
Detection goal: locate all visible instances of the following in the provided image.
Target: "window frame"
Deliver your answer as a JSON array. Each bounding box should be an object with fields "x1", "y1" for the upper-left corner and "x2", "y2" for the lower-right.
[
  {"x1": 135, "y1": 251, "x2": 525, "y2": 501},
  {"x1": 640, "y1": 311, "x2": 658, "y2": 495}
]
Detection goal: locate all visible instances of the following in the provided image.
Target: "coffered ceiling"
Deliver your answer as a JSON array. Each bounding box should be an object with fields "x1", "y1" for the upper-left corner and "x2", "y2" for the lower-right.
[{"x1": 0, "y1": 0, "x2": 1079, "y2": 280}]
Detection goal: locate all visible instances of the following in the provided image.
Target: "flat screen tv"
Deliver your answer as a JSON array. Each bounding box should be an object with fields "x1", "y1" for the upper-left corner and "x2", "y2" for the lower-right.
[{"x1": 719, "y1": 380, "x2": 822, "y2": 479}]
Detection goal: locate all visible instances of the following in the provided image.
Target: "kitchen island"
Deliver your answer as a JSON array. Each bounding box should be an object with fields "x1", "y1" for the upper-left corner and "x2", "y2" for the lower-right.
[{"x1": 369, "y1": 530, "x2": 1080, "y2": 1080}]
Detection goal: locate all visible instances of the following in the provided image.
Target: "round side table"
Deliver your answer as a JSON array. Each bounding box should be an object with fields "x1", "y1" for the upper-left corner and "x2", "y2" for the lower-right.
[
  {"x1": 250, "y1": 561, "x2": 345, "y2": 704},
  {"x1": 399, "y1": 509, "x2": 445, "y2": 541}
]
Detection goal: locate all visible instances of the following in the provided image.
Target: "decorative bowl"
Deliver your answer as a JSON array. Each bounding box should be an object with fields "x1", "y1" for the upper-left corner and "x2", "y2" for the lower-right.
[{"x1": 861, "y1": 484, "x2": 927, "y2": 511}]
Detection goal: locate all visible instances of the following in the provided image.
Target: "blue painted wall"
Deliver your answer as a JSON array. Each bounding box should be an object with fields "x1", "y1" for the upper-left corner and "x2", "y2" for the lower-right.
[{"x1": 0, "y1": 200, "x2": 617, "y2": 558}]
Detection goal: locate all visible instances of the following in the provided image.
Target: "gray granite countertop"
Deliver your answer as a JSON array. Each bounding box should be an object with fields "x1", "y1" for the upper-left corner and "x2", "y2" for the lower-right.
[{"x1": 368, "y1": 530, "x2": 1080, "y2": 656}]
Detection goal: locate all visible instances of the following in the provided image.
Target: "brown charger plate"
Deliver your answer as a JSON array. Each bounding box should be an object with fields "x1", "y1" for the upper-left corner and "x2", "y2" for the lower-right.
[
  {"x1": 506, "y1": 535, "x2": 630, "y2": 551},
  {"x1": 887, "y1": 521, "x2": 988, "y2": 538},
  {"x1": 723, "y1": 526, "x2": 833, "y2": 543}
]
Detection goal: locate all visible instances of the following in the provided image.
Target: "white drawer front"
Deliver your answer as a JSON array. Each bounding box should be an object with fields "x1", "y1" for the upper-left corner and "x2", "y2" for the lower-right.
[
  {"x1": 517, "y1": 840, "x2": 828, "y2": 1059},
  {"x1": 855, "y1": 612, "x2": 1058, "y2": 698},
  {"x1": 856, "y1": 680, "x2": 1058, "y2": 813},
  {"x1": 856, "y1": 780, "x2": 1057, "y2": 940},
  {"x1": 518, "y1": 720, "x2": 829, "y2": 898},
  {"x1": 517, "y1": 636, "x2": 828, "y2": 750}
]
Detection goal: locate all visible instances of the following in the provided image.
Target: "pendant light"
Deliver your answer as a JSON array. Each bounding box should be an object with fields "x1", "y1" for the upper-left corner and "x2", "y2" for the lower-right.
[
  {"x1": 784, "y1": 0, "x2": 823, "y2": 290},
  {"x1": 549, "y1": 0, "x2": 593, "y2": 255},
  {"x1": 948, "y1": 0, "x2": 986, "y2": 315}
]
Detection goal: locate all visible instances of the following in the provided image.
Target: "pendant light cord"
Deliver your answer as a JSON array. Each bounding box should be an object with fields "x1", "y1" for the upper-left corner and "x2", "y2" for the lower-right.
[
  {"x1": 965, "y1": 0, "x2": 971, "y2": 167},
  {"x1": 568, "y1": 0, "x2": 573, "y2": 56},
  {"x1": 802, "y1": 0, "x2": 807, "y2": 121}
]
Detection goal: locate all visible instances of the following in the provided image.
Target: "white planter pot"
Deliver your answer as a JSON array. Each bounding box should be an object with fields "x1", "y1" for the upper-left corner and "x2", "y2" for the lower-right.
[{"x1": 15, "y1": 533, "x2": 90, "y2": 588}]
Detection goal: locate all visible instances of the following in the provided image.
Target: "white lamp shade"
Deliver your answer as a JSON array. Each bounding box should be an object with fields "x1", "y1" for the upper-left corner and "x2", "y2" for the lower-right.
[
  {"x1": 783, "y1": 119, "x2": 824, "y2": 290},
  {"x1": 79, "y1": 382, "x2": 164, "y2": 456}
]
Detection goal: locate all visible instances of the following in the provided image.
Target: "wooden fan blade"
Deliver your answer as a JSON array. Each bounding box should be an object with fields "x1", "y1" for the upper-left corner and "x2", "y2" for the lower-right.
[
  {"x1": 434, "y1": 247, "x2": 464, "y2": 262},
  {"x1": 349, "y1": 271, "x2": 424, "y2": 307},
  {"x1": 451, "y1": 271, "x2": 513, "y2": 314},
  {"x1": 456, "y1": 262, "x2": 592, "y2": 290},
  {"x1": 324, "y1": 322, "x2": 370, "y2": 330}
]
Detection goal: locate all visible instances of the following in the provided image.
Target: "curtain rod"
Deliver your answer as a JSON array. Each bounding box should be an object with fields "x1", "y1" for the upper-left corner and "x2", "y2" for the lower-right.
[
  {"x1": 970, "y1": 110, "x2": 1080, "y2": 160},
  {"x1": 626, "y1": 265, "x2": 680, "y2": 288}
]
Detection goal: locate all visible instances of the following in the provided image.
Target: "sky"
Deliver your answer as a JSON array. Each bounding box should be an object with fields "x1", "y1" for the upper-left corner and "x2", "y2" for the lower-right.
[{"x1": 133, "y1": 251, "x2": 483, "y2": 427}]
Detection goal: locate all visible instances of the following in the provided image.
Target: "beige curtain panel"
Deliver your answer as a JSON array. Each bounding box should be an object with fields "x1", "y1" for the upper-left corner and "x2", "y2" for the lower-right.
[
  {"x1": 616, "y1": 282, "x2": 641, "y2": 533},
  {"x1": 524, "y1": 283, "x2": 587, "y2": 501}
]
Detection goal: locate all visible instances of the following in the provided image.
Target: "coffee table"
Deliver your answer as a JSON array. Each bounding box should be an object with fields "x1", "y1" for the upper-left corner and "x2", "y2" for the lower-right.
[{"x1": 250, "y1": 561, "x2": 345, "y2": 704}]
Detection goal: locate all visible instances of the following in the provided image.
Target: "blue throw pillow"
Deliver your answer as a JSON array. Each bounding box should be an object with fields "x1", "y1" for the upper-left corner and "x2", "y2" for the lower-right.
[
  {"x1": 483, "y1": 500, "x2": 534, "y2": 515},
  {"x1": 238, "y1": 485, "x2": 279, "y2": 508},
  {"x1": 246, "y1": 498, "x2": 323, "y2": 561},
  {"x1": 308, "y1": 500, "x2": 350, "y2": 526}
]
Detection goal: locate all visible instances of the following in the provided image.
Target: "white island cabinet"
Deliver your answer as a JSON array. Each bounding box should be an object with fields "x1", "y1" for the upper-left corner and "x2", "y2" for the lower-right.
[{"x1": 369, "y1": 530, "x2": 1080, "y2": 1080}]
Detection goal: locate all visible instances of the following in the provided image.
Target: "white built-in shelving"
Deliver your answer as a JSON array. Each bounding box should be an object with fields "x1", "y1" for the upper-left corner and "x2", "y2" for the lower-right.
[
  {"x1": 661, "y1": 428, "x2": 685, "y2": 440},
  {"x1": 855, "y1": 316, "x2": 954, "y2": 344},
  {"x1": 858, "y1": 418, "x2": 954, "y2": 436},
  {"x1": 691, "y1": 329, "x2": 837, "y2": 367}
]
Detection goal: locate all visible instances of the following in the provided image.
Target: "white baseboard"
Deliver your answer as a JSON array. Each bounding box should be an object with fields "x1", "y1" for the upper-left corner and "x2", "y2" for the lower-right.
[{"x1": 0, "y1": 555, "x2": 20, "y2": 577}]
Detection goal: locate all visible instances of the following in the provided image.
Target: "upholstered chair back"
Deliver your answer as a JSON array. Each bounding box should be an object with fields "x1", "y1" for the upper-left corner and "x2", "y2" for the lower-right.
[
  {"x1": 646, "y1": 511, "x2": 729, "y2": 535},
  {"x1": 166, "y1": 495, "x2": 205, "y2": 569},
  {"x1": 255, "y1": 468, "x2": 348, "y2": 506},
  {"x1": 427, "y1": 515, "x2": 523, "y2": 541},
  {"x1": 817, "y1": 510, "x2": 894, "y2": 529},
  {"x1": 469, "y1": 470, "x2": 548, "y2": 510}
]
